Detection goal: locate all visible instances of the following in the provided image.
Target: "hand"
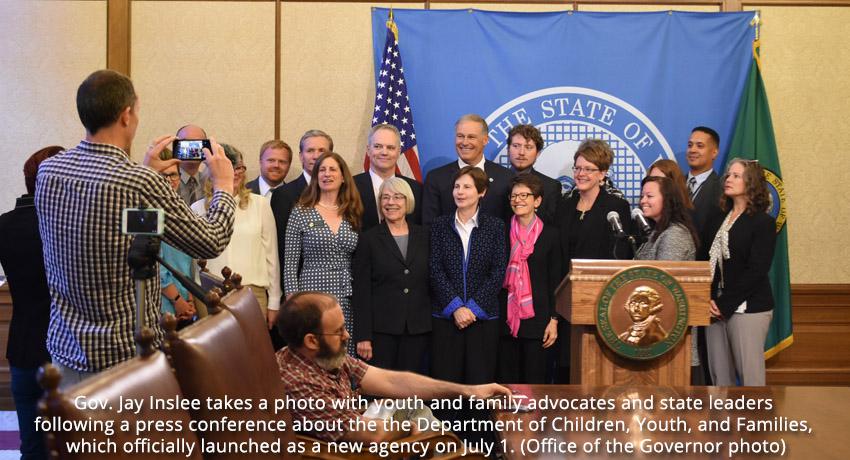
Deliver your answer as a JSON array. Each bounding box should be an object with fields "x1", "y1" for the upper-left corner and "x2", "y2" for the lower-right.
[
  {"x1": 709, "y1": 300, "x2": 723, "y2": 319},
  {"x1": 466, "y1": 383, "x2": 513, "y2": 400},
  {"x1": 452, "y1": 307, "x2": 476, "y2": 329},
  {"x1": 143, "y1": 135, "x2": 178, "y2": 172},
  {"x1": 203, "y1": 137, "x2": 234, "y2": 195},
  {"x1": 267, "y1": 309, "x2": 279, "y2": 330},
  {"x1": 173, "y1": 297, "x2": 196, "y2": 321},
  {"x1": 542, "y1": 318, "x2": 558, "y2": 348},
  {"x1": 357, "y1": 341, "x2": 373, "y2": 361}
]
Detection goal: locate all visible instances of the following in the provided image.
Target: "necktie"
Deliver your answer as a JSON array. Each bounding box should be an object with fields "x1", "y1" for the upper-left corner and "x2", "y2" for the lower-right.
[
  {"x1": 187, "y1": 176, "x2": 198, "y2": 204},
  {"x1": 688, "y1": 177, "x2": 697, "y2": 198}
]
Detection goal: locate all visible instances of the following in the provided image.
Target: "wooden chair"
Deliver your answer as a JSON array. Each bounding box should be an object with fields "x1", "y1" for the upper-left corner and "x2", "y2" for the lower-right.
[{"x1": 38, "y1": 329, "x2": 202, "y2": 460}]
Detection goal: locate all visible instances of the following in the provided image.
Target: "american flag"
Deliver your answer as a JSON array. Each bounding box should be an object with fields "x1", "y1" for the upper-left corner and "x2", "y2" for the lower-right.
[{"x1": 367, "y1": 13, "x2": 422, "y2": 182}]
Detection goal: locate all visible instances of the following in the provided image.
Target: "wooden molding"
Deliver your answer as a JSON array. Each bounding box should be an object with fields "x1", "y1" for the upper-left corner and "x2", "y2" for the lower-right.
[{"x1": 107, "y1": 0, "x2": 131, "y2": 75}]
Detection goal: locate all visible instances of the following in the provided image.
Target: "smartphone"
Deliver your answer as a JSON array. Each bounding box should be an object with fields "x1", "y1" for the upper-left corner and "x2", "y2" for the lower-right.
[
  {"x1": 172, "y1": 139, "x2": 211, "y2": 161},
  {"x1": 121, "y1": 208, "x2": 164, "y2": 236}
]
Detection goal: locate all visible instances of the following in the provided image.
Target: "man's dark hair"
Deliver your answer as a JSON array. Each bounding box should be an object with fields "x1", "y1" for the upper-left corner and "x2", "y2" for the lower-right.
[
  {"x1": 24, "y1": 146, "x2": 64, "y2": 194},
  {"x1": 76, "y1": 70, "x2": 137, "y2": 135},
  {"x1": 276, "y1": 291, "x2": 338, "y2": 348},
  {"x1": 691, "y1": 126, "x2": 720, "y2": 147},
  {"x1": 507, "y1": 124, "x2": 544, "y2": 153}
]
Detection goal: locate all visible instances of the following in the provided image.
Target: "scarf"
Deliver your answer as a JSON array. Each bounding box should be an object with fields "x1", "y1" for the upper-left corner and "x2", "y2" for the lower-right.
[
  {"x1": 504, "y1": 215, "x2": 543, "y2": 337},
  {"x1": 708, "y1": 211, "x2": 740, "y2": 297}
]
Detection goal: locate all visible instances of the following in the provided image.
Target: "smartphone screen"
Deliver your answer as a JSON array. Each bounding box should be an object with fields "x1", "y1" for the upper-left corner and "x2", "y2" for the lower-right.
[
  {"x1": 121, "y1": 208, "x2": 164, "y2": 236},
  {"x1": 172, "y1": 139, "x2": 210, "y2": 161}
]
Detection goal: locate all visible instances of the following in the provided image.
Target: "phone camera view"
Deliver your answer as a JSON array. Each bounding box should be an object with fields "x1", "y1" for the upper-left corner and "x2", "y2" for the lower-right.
[
  {"x1": 173, "y1": 139, "x2": 209, "y2": 161},
  {"x1": 122, "y1": 209, "x2": 164, "y2": 236}
]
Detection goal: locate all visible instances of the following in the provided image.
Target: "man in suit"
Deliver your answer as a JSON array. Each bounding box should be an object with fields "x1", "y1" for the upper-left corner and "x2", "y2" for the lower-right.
[
  {"x1": 353, "y1": 124, "x2": 422, "y2": 231},
  {"x1": 175, "y1": 124, "x2": 207, "y2": 206},
  {"x1": 246, "y1": 139, "x2": 292, "y2": 197},
  {"x1": 422, "y1": 114, "x2": 514, "y2": 224},
  {"x1": 687, "y1": 126, "x2": 723, "y2": 237},
  {"x1": 686, "y1": 125, "x2": 723, "y2": 386},
  {"x1": 506, "y1": 124, "x2": 562, "y2": 224}
]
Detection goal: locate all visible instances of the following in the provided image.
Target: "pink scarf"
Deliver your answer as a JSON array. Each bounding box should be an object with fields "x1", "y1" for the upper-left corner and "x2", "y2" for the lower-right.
[{"x1": 504, "y1": 215, "x2": 543, "y2": 337}]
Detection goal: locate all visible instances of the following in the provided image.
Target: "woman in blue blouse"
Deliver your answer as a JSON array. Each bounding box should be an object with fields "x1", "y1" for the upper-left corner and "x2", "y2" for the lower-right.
[{"x1": 430, "y1": 166, "x2": 507, "y2": 384}]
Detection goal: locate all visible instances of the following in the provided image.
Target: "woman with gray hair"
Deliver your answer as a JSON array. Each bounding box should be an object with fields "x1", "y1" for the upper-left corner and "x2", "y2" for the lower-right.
[
  {"x1": 353, "y1": 177, "x2": 431, "y2": 372},
  {"x1": 192, "y1": 143, "x2": 281, "y2": 328}
]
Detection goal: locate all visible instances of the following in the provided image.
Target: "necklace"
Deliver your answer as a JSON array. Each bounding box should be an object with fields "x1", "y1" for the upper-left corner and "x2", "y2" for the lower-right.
[{"x1": 317, "y1": 201, "x2": 339, "y2": 210}]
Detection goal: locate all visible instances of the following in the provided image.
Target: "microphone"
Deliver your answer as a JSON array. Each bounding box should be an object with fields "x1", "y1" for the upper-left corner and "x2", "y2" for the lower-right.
[
  {"x1": 606, "y1": 211, "x2": 625, "y2": 237},
  {"x1": 631, "y1": 208, "x2": 652, "y2": 235}
]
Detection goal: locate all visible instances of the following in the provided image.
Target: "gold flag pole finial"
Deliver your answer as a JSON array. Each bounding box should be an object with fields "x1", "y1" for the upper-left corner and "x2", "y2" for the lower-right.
[
  {"x1": 751, "y1": 11, "x2": 762, "y2": 71},
  {"x1": 750, "y1": 11, "x2": 760, "y2": 41},
  {"x1": 387, "y1": 7, "x2": 399, "y2": 40}
]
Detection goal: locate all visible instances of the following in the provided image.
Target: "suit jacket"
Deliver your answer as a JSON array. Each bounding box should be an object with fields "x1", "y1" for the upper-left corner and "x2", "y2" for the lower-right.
[
  {"x1": 704, "y1": 211, "x2": 776, "y2": 318},
  {"x1": 422, "y1": 160, "x2": 514, "y2": 225},
  {"x1": 353, "y1": 172, "x2": 423, "y2": 232},
  {"x1": 429, "y1": 213, "x2": 507, "y2": 319},
  {"x1": 353, "y1": 222, "x2": 430, "y2": 340},
  {"x1": 269, "y1": 174, "x2": 310, "y2": 292},
  {"x1": 555, "y1": 189, "x2": 633, "y2": 277},
  {"x1": 246, "y1": 177, "x2": 261, "y2": 195},
  {"x1": 0, "y1": 195, "x2": 51, "y2": 368},
  {"x1": 529, "y1": 168, "x2": 562, "y2": 225},
  {"x1": 691, "y1": 171, "x2": 723, "y2": 259},
  {"x1": 499, "y1": 224, "x2": 562, "y2": 339}
]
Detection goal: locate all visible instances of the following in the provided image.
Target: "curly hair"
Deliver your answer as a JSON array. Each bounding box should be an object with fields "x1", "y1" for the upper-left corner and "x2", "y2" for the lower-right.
[
  {"x1": 641, "y1": 176, "x2": 699, "y2": 247},
  {"x1": 507, "y1": 124, "x2": 544, "y2": 153},
  {"x1": 298, "y1": 152, "x2": 363, "y2": 231},
  {"x1": 719, "y1": 158, "x2": 770, "y2": 215}
]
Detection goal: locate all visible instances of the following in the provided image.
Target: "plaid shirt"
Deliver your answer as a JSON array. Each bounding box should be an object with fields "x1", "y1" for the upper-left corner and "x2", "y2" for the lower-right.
[
  {"x1": 35, "y1": 140, "x2": 235, "y2": 372},
  {"x1": 276, "y1": 347, "x2": 369, "y2": 441}
]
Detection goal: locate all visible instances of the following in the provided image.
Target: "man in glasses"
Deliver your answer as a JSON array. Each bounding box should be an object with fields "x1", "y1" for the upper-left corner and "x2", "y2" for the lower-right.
[
  {"x1": 276, "y1": 291, "x2": 512, "y2": 443},
  {"x1": 354, "y1": 124, "x2": 422, "y2": 231}
]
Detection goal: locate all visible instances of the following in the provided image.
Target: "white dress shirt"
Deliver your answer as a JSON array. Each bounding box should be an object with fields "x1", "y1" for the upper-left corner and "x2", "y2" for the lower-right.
[
  {"x1": 687, "y1": 169, "x2": 713, "y2": 198},
  {"x1": 454, "y1": 208, "x2": 480, "y2": 259},
  {"x1": 258, "y1": 176, "x2": 283, "y2": 197},
  {"x1": 457, "y1": 156, "x2": 486, "y2": 172}
]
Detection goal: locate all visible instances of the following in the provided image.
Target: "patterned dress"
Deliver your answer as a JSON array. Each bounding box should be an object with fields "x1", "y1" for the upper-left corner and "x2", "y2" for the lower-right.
[{"x1": 284, "y1": 206, "x2": 358, "y2": 355}]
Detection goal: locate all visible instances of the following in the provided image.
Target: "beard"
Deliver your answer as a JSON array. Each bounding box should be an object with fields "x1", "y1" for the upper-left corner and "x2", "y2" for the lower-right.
[{"x1": 314, "y1": 336, "x2": 348, "y2": 371}]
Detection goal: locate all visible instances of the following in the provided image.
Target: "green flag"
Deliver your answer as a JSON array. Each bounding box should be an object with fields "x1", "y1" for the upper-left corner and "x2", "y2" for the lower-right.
[{"x1": 727, "y1": 37, "x2": 793, "y2": 359}]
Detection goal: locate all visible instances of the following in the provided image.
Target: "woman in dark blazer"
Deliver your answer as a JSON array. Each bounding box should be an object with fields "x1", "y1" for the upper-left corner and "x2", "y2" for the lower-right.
[
  {"x1": 705, "y1": 159, "x2": 776, "y2": 386},
  {"x1": 498, "y1": 174, "x2": 561, "y2": 384},
  {"x1": 430, "y1": 166, "x2": 507, "y2": 384},
  {"x1": 553, "y1": 139, "x2": 632, "y2": 382},
  {"x1": 353, "y1": 177, "x2": 430, "y2": 373}
]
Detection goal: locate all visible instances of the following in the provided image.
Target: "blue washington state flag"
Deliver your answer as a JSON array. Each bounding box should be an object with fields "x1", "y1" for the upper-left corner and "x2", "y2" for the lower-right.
[{"x1": 371, "y1": 9, "x2": 756, "y2": 206}]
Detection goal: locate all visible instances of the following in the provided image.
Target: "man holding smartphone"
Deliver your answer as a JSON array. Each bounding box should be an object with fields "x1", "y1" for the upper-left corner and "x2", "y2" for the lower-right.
[
  {"x1": 35, "y1": 69, "x2": 236, "y2": 386},
  {"x1": 175, "y1": 124, "x2": 208, "y2": 205}
]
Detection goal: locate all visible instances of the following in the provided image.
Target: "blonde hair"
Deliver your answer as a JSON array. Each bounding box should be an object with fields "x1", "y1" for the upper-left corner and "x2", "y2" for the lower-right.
[
  {"x1": 378, "y1": 177, "x2": 415, "y2": 217},
  {"x1": 203, "y1": 143, "x2": 251, "y2": 210}
]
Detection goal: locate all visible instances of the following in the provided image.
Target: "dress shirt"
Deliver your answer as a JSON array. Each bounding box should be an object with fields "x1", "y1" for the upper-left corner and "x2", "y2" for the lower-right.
[
  {"x1": 258, "y1": 176, "x2": 284, "y2": 197},
  {"x1": 454, "y1": 208, "x2": 480, "y2": 259},
  {"x1": 457, "y1": 156, "x2": 486, "y2": 172},
  {"x1": 35, "y1": 140, "x2": 235, "y2": 372},
  {"x1": 192, "y1": 193, "x2": 281, "y2": 311},
  {"x1": 369, "y1": 169, "x2": 386, "y2": 220},
  {"x1": 303, "y1": 171, "x2": 312, "y2": 186},
  {"x1": 687, "y1": 169, "x2": 714, "y2": 199},
  {"x1": 178, "y1": 167, "x2": 204, "y2": 205}
]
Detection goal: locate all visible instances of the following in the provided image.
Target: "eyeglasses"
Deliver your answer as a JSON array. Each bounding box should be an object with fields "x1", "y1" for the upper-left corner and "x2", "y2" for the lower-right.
[
  {"x1": 572, "y1": 166, "x2": 600, "y2": 174},
  {"x1": 380, "y1": 193, "x2": 406, "y2": 202},
  {"x1": 233, "y1": 165, "x2": 247, "y2": 173},
  {"x1": 161, "y1": 172, "x2": 180, "y2": 181},
  {"x1": 509, "y1": 192, "x2": 535, "y2": 201}
]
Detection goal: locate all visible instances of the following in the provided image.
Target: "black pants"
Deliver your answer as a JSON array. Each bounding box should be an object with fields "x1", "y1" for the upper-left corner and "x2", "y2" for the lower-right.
[
  {"x1": 371, "y1": 331, "x2": 429, "y2": 374},
  {"x1": 498, "y1": 336, "x2": 547, "y2": 384},
  {"x1": 431, "y1": 318, "x2": 498, "y2": 384}
]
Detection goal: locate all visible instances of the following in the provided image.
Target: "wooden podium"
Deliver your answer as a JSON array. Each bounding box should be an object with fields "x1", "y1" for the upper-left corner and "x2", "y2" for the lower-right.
[{"x1": 556, "y1": 259, "x2": 711, "y2": 386}]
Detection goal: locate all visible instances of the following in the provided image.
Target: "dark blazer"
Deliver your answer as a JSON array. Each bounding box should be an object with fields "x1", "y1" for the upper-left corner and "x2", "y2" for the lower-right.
[
  {"x1": 499, "y1": 224, "x2": 562, "y2": 339},
  {"x1": 704, "y1": 211, "x2": 776, "y2": 318},
  {"x1": 529, "y1": 168, "x2": 562, "y2": 225},
  {"x1": 555, "y1": 189, "x2": 633, "y2": 276},
  {"x1": 353, "y1": 222, "x2": 430, "y2": 341},
  {"x1": 422, "y1": 160, "x2": 514, "y2": 225},
  {"x1": 691, "y1": 171, "x2": 723, "y2": 258},
  {"x1": 0, "y1": 195, "x2": 51, "y2": 368},
  {"x1": 269, "y1": 175, "x2": 310, "y2": 288},
  {"x1": 429, "y1": 213, "x2": 507, "y2": 319},
  {"x1": 353, "y1": 172, "x2": 423, "y2": 232},
  {"x1": 246, "y1": 177, "x2": 261, "y2": 195}
]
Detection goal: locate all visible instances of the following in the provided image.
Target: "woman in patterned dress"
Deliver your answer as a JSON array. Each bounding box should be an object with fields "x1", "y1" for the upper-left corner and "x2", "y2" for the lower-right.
[{"x1": 284, "y1": 151, "x2": 363, "y2": 355}]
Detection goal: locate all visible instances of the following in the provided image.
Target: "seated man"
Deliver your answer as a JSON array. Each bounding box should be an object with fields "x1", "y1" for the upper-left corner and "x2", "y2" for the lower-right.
[{"x1": 276, "y1": 291, "x2": 511, "y2": 442}]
